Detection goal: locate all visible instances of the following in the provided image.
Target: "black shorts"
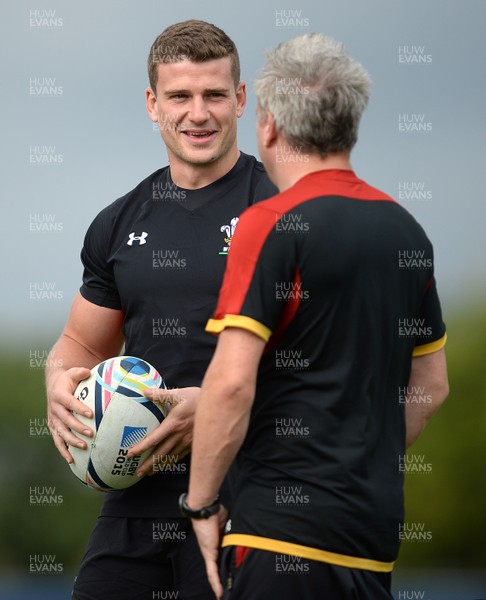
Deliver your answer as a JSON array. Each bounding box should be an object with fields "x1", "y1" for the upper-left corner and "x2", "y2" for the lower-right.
[
  {"x1": 220, "y1": 546, "x2": 393, "y2": 600},
  {"x1": 72, "y1": 516, "x2": 213, "y2": 600}
]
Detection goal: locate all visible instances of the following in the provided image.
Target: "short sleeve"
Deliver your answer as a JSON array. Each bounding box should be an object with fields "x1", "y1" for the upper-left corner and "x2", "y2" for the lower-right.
[
  {"x1": 412, "y1": 276, "x2": 447, "y2": 356},
  {"x1": 79, "y1": 210, "x2": 122, "y2": 310}
]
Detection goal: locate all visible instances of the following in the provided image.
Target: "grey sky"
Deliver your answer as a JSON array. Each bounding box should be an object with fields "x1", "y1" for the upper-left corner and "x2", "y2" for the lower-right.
[{"x1": 1, "y1": 0, "x2": 485, "y2": 350}]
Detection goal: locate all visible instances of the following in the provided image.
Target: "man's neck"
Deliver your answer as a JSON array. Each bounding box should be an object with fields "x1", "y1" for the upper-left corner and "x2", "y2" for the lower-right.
[
  {"x1": 168, "y1": 147, "x2": 241, "y2": 190},
  {"x1": 273, "y1": 152, "x2": 352, "y2": 192}
]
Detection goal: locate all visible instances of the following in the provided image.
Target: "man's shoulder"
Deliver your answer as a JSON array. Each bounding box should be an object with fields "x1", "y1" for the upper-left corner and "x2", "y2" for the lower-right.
[
  {"x1": 239, "y1": 152, "x2": 267, "y2": 176},
  {"x1": 237, "y1": 152, "x2": 278, "y2": 203},
  {"x1": 105, "y1": 167, "x2": 169, "y2": 212},
  {"x1": 88, "y1": 167, "x2": 169, "y2": 226},
  {"x1": 240, "y1": 152, "x2": 274, "y2": 187}
]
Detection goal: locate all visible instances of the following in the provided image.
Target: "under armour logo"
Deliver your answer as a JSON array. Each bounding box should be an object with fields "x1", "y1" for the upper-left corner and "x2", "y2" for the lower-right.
[{"x1": 127, "y1": 232, "x2": 148, "y2": 246}]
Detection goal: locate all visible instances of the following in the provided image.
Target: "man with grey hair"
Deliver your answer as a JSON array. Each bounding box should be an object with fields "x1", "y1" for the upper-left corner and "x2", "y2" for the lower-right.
[{"x1": 179, "y1": 33, "x2": 448, "y2": 598}]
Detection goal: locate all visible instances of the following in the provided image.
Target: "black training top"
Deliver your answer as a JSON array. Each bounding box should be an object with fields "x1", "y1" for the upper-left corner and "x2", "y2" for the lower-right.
[
  {"x1": 207, "y1": 169, "x2": 446, "y2": 571},
  {"x1": 79, "y1": 152, "x2": 277, "y2": 517}
]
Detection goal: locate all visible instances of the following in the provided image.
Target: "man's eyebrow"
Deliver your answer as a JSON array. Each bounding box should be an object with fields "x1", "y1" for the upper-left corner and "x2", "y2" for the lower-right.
[
  {"x1": 203, "y1": 87, "x2": 231, "y2": 94},
  {"x1": 162, "y1": 87, "x2": 231, "y2": 96}
]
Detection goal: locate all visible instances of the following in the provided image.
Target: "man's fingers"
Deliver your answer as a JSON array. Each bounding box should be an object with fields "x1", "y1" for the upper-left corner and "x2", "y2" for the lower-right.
[
  {"x1": 128, "y1": 421, "x2": 170, "y2": 456},
  {"x1": 50, "y1": 418, "x2": 89, "y2": 450},
  {"x1": 193, "y1": 518, "x2": 224, "y2": 599},
  {"x1": 144, "y1": 386, "x2": 200, "y2": 408},
  {"x1": 65, "y1": 395, "x2": 93, "y2": 419},
  {"x1": 144, "y1": 387, "x2": 180, "y2": 406},
  {"x1": 48, "y1": 394, "x2": 92, "y2": 449},
  {"x1": 59, "y1": 427, "x2": 89, "y2": 450},
  {"x1": 134, "y1": 440, "x2": 189, "y2": 477},
  {"x1": 128, "y1": 388, "x2": 196, "y2": 474},
  {"x1": 51, "y1": 427, "x2": 75, "y2": 463},
  {"x1": 67, "y1": 366, "x2": 92, "y2": 382},
  {"x1": 129, "y1": 424, "x2": 178, "y2": 476},
  {"x1": 63, "y1": 368, "x2": 93, "y2": 417},
  {"x1": 57, "y1": 405, "x2": 93, "y2": 436},
  {"x1": 206, "y1": 560, "x2": 224, "y2": 599},
  {"x1": 46, "y1": 366, "x2": 94, "y2": 462},
  {"x1": 128, "y1": 407, "x2": 191, "y2": 457}
]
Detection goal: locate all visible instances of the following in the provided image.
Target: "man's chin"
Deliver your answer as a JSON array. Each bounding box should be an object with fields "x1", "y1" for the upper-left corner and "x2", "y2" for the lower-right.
[
  {"x1": 184, "y1": 154, "x2": 218, "y2": 166},
  {"x1": 178, "y1": 148, "x2": 221, "y2": 166}
]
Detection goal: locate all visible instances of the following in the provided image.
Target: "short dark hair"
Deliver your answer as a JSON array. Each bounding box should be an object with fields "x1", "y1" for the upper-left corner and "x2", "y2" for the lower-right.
[{"x1": 148, "y1": 20, "x2": 240, "y2": 92}]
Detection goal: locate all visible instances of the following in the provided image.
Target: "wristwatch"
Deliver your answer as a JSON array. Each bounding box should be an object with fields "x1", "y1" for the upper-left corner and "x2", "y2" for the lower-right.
[{"x1": 179, "y1": 492, "x2": 221, "y2": 519}]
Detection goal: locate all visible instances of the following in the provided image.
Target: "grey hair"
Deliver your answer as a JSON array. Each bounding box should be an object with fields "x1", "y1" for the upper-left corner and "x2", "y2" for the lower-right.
[{"x1": 254, "y1": 34, "x2": 371, "y2": 157}]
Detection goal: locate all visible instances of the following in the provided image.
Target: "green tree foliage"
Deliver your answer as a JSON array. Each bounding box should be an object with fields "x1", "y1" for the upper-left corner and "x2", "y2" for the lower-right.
[
  {"x1": 0, "y1": 357, "x2": 102, "y2": 569},
  {"x1": 398, "y1": 307, "x2": 486, "y2": 568}
]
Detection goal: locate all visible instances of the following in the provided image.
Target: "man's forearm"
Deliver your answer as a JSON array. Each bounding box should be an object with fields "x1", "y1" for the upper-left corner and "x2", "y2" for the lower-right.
[
  {"x1": 187, "y1": 328, "x2": 264, "y2": 509},
  {"x1": 46, "y1": 292, "x2": 125, "y2": 392},
  {"x1": 187, "y1": 374, "x2": 253, "y2": 508},
  {"x1": 405, "y1": 348, "x2": 449, "y2": 447}
]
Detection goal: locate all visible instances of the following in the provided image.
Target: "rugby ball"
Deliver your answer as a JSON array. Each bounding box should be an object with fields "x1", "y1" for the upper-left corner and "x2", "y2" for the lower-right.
[{"x1": 69, "y1": 356, "x2": 169, "y2": 492}]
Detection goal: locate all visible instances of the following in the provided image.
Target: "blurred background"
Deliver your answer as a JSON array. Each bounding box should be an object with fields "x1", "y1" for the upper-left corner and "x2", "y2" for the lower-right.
[{"x1": 1, "y1": 0, "x2": 485, "y2": 598}]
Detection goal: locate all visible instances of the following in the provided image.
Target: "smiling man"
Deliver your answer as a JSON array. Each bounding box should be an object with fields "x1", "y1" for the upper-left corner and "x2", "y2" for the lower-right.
[
  {"x1": 45, "y1": 20, "x2": 276, "y2": 600},
  {"x1": 145, "y1": 46, "x2": 244, "y2": 184}
]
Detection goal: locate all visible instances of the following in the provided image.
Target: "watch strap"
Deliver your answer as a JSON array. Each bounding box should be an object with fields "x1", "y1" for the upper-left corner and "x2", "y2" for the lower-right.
[{"x1": 179, "y1": 492, "x2": 221, "y2": 519}]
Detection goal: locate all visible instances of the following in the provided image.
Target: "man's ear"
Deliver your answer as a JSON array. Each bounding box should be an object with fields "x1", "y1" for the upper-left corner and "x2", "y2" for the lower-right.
[
  {"x1": 146, "y1": 87, "x2": 158, "y2": 122},
  {"x1": 262, "y1": 111, "x2": 278, "y2": 148},
  {"x1": 235, "y1": 81, "x2": 247, "y2": 118}
]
